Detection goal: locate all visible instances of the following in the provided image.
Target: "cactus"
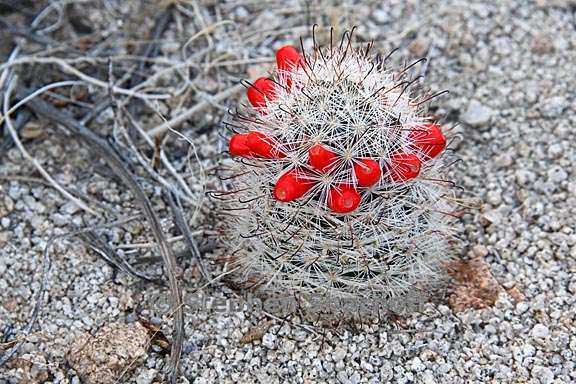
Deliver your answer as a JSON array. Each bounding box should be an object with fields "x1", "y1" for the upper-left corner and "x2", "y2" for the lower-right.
[{"x1": 218, "y1": 31, "x2": 460, "y2": 320}]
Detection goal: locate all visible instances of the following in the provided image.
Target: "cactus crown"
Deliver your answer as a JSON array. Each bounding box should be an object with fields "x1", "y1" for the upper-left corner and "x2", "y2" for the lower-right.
[{"x1": 218, "y1": 30, "x2": 460, "y2": 319}]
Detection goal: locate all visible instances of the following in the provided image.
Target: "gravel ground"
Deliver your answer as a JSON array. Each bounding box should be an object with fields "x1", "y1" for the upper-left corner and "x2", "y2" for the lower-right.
[{"x1": 1, "y1": 0, "x2": 575, "y2": 383}]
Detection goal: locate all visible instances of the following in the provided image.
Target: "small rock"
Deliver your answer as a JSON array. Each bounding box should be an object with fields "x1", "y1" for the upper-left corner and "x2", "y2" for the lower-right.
[
  {"x1": 20, "y1": 122, "x2": 45, "y2": 139},
  {"x1": 66, "y1": 322, "x2": 149, "y2": 384},
  {"x1": 547, "y1": 167, "x2": 567, "y2": 183},
  {"x1": 515, "y1": 169, "x2": 535, "y2": 186},
  {"x1": 462, "y1": 100, "x2": 493, "y2": 128},
  {"x1": 5, "y1": 352, "x2": 49, "y2": 382},
  {"x1": 52, "y1": 213, "x2": 70, "y2": 227},
  {"x1": 0, "y1": 231, "x2": 9, "y2": 245},
  {"x1": 333, "y1": 347, "x2": 347, "y2": 362},
  {"x1": 486, "y1": 190, "x2": 502, "y2": 206},
  {"x1": 3, "y1": 196, "x2": 14, "y2": 213},
  {"x1": 481, "y1": 209, "x2": 502, "y2": 226},
  {"x1": 507, "y1": 286, "x2": 526, "y2": 303},
  {"x1": 540, "y1": 96, "x2": 567, "y2": 118},
  {"x1": 532, "y1": 366, "x2": 554, "y2": 384},
  {"x1": 494, "y1": 153, "x2": 513, "y2": 168},
  {"x1": 282, "y1": 340, "x2": 295, "y2": 353},
  {"x1": 408, "y1": 38, "x2": 430, "y2": 57},
  {"x1": 410, "y1": 357, "x2": 425, "y2": 372},
  {"x1": 421, "y1": 371, "x2": 437, "y2": 384},
  {"x1": 349, "y1": 371, "x2": 361, "y2": 384},
  {"x1": 547, "y1": 143, "x2": 563, "y2": 159},
  {"x1": 531, "y1": 34, "x2": 554, "y2": 54},
  {"x1": 448, "y1": 257, "x2": 502, "y2": 312},
  {"x1": 135, "y1": 368, "x2": 156, "y2": 384},
  {"x1": 234, "y1": 6, "x2": 249, "y2": 20},
  {"x1": 361, "y1": 360, "x2": 374, "y2": 372},
  {"x1": 372, "y1": 8, "x2": 388, "y2": 24},
  {"x1": 485, "y1": 324, "x2": 497, "y2": 334},
  {"x1": 523, "y1": 343, "x2": 536, "y2": 358},
  {"x1": 551, "y1": 234, "x2": 569, "y2": 248},
  {"x1": 531, "y1": 324, "x2": 549, "y2": 339},
  {"x1": 337, "y1": 371, "x2": 349, "y2": 383},
  {"x1": 471, "y1": 244, "x2": 489, "y2": 258},
  {"x1": 262, "y1": 332, "x2": 276, "y2": 349},
  {"x1": 60, "y1": 201, "x2": 81, "y2": 215}
]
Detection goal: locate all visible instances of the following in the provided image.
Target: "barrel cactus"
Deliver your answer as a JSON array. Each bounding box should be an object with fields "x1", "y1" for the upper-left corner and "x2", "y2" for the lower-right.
[{"x1": 218, "y1": 32, "x2": 460, "y2": 320}]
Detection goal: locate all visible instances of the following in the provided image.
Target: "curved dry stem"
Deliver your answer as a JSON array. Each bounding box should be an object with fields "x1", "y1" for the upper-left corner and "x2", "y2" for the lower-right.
[
  {"x1": 2, "y1": 75, "x2": 98, "y2": 215},
  {"x1": 23, "y1": 95, "x2": 185, "y2": 383}
]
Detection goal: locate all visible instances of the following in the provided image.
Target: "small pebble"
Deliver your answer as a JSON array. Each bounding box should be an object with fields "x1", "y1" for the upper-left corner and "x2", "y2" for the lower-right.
[
  {"x1": 531, "y1": 324, "x2": 549, "y2": 339},
  {"x1": 462, "y1": 100, "x2": 494, "y2": 128}
]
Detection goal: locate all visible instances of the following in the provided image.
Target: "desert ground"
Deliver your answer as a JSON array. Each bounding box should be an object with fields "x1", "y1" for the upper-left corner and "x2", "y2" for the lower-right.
[{"x1": 0, "y1": 1, "x2": 575, "y2": 383}]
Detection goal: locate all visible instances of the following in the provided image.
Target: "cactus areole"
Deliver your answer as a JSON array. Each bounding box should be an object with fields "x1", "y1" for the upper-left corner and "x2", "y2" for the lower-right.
[{"x1": 219, "y1": 31, "x2": 460, "y2": 318}]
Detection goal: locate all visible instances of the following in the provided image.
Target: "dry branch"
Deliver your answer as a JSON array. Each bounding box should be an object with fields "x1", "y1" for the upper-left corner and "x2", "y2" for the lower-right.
[{"x1": 22, "y1": 94, "x2": 185, "y2": 383}]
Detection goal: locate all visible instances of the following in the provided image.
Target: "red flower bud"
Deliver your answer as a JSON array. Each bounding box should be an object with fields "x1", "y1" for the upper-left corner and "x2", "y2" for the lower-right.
[
  {"x1": 276, "y1": 45, "x2": 302, "y2": 73},
  {"x1": 274, "y1": 169, "x2": 315, "y2": 202},
  {"x1": 276, "y1": 45, "x2": 302, "y2": 89},
  {"x1": 246, "y1": 78, "x2": 276, "y2": 109},
  {"x1": 308, "y1": 144, "x2": 339, "y2": 172},
  {"x1": 353, "y1": 158, "x2": 382, "y2": 187},
  {"x1": 229, "y1": 133, "x2": 252, "y2": 157},
  {"x1": 409, "y1": 123, "x2": 446, "y2": 159},
  {"x1": 389, "y1": 152, "x2": 421, "y2": 182},
  {"x1": 246, "y1": 131, "x2": 285, "y2": 159},
  {"x1": 328, "y1": 184, "x2": 361, "y2": 214}
]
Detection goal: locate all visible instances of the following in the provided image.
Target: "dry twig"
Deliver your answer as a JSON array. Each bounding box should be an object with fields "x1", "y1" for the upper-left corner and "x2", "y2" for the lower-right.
[{"x1": 23, "y1": 95, "x2": 185, "y2": 383}]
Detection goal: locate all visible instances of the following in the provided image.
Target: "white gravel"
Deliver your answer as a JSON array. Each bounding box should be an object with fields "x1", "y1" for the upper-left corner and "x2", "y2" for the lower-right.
[{"x1": 1, "y1": 0, "x2": 575, "y2": 383}]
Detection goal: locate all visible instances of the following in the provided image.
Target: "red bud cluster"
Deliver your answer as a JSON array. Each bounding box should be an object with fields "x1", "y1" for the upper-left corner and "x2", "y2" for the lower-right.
[{"x1": 228, "y1": 46, "x2": 447, "y2": 214}]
